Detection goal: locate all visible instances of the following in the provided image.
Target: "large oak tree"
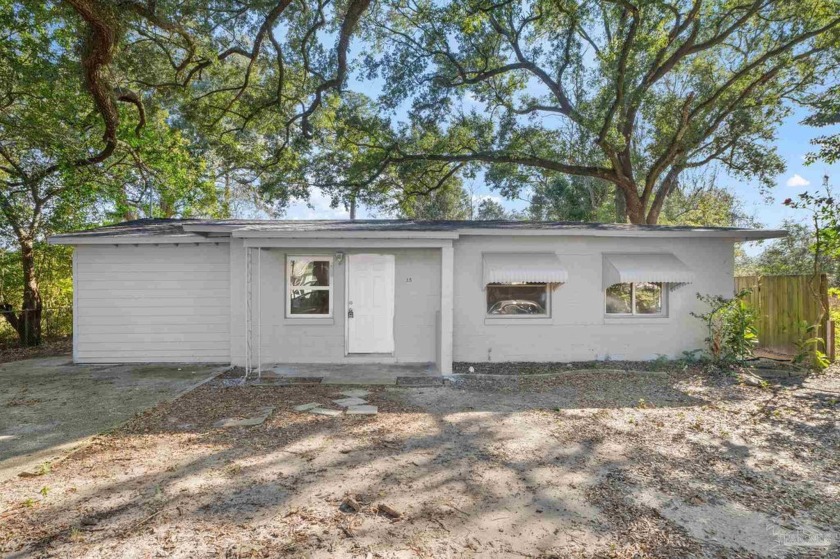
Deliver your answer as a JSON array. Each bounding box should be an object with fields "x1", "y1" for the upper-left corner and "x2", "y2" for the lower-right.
[
  {"x1": 1, "y1": 0, "x2": 376, "y2": 345},
  {"x1": 355, "y1": 0, "x2": 840, "y2": 224}
]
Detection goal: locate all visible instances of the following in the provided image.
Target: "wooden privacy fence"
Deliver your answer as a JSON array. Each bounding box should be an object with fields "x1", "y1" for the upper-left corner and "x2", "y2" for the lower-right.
[{"x1": 735, "y1": 274, "x2": 835, "y2": 361}]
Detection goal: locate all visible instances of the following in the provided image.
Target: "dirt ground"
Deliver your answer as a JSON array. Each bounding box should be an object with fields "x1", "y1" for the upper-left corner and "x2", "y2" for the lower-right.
[
  {"x1": 0, "y1": 339, "x2": 72, "y2": 365},
  {"x1": 1, "y1": 367, "x2": 837, "y2": 558},
  {"x1": 0, "y1": 357, "x2": 225, "y2": 481}
]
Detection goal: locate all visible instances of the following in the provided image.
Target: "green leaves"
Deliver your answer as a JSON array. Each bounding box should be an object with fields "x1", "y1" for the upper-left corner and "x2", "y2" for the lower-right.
[
  {"x1": 804, "y1": 84, "x2": 840, "y2": 164},
  {"x1": 692, "y1": 289, "x2": 759, "y2": 364},
  {"x1": 362, "y1": 0, "x2": 840, "y2": 223}
]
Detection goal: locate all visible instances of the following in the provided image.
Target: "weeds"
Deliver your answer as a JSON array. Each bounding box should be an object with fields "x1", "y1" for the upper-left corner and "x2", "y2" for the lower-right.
[
  {"x1": 792, "y1": 321, "x2": 830, "y2": 371},
  {"x1": 692, "y1": 290, "x2": 758, "y2": 365}
]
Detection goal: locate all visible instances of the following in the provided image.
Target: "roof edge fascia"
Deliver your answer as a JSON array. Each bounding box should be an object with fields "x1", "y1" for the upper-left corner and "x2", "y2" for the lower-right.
[
  {"x1": 48, "y1": 234, "x2": 230, "y2": 246},
  {"x1": 229, "y1": 229, "x2": 461, "y2": 240},
  {"x1": 457, "y1": 228, "x2": 787, "y2": 240}
]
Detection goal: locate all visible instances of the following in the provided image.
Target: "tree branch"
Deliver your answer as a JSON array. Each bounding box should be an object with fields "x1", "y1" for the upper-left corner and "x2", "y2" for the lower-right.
[
  {"x1": 391, "y1": 150, "x2": 616, "y2": 183},
  {"x1": 300, "y1": 0, "x2": 372, "y2": 137},
  {"x1": 115, "y1": 87, "x2": 146, "y2": 134},
  {"x1": 62, "y1": 0, "x2": 123, "y2": 166}
]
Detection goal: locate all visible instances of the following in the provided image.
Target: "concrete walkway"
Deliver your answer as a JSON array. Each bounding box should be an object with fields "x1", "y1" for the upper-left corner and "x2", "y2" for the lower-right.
[
  {"x1": 0, "y1": 357, "x2": 225, "y2": 482},
  {"x1": 264, "y1": 362, "x2": 441, "y2": 385}
]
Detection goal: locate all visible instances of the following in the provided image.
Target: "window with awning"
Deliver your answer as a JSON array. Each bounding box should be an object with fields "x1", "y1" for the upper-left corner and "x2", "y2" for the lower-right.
[
  {"x1": 602, "y1": 253, "x2": 695, "y2": 289},
  {"x1": 483, "y1": 253, "x2": 568, "y2": 285},
  {"x1": 483, "y1": 253, "x2": 567, "y2": 317},
  {"x1": 602, "y1": 253, "x2": 693, "y2": 317}
]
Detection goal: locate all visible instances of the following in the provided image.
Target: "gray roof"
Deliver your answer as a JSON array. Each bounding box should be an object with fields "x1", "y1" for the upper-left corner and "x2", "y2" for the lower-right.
[
  {"x1": 53, "y1": 218, "x2": 778, "y2": 234},
  {"x1": 48, "y1": 218, "x2": 786, "y2": 242}
]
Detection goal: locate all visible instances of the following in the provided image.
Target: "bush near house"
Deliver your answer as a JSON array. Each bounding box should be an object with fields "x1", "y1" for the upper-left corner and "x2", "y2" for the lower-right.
[{"x1": 692, "y1": 290, "x2": 758, "y2": 365}]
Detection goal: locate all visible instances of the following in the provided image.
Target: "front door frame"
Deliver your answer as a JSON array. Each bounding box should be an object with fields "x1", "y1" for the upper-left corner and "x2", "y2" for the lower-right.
[{"x1": 344, "y1": 252, "x2": 396, "y2": 355}]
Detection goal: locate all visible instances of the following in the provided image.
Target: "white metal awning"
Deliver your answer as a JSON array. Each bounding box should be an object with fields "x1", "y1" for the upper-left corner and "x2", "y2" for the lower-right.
[
  {"x1": 483, "y1": 252, "x2": 568, "y2": 285},
  {"x1": 602, "y1": 253, "x2": 695, "y2": 289}
]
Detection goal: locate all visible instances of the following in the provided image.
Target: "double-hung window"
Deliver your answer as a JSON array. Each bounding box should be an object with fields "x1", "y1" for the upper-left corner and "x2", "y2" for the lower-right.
[
  {"x1": 486, "y1": 283, "x2": 550, "y2": 317},
  {"x1": 605, "y1": 282, "x2": 666, "y2": 316},
  {"x1": 286, "y1": 256, "x2": 332, "y2": 317}
]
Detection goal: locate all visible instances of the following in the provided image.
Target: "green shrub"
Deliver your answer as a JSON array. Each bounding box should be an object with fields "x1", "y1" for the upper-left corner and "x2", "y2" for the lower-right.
[
  {"x1": 792, "y1": 320, "x2": 830, "y2": 371},
  {"x1": 692, "y1": 289, "x2": 758, "y2": 364}
]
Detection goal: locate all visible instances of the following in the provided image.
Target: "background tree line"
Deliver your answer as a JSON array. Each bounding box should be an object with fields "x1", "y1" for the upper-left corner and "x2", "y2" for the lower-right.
[{"x1": 1, "y1": 0, "x2": 838, "y2": 345}]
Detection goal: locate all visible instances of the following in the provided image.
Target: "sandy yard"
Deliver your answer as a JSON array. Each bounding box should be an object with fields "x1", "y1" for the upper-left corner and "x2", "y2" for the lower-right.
[
  {"x1": 0, "y1": 367, "x2": 837, "y2": 558},
  {"x1": 0, "y1": 358, "x2": 225, "y2": 481}
]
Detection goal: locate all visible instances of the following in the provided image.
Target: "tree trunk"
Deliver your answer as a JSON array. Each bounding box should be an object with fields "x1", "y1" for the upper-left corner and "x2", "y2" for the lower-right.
[
  {"x1": 645, "y1": 168, "x2": 681, "y2": 225},
  {"x1": 18, "y1": 238, "x2": 42, "y2": 346},
  {"x1": 614, "y1": 186, "x2": 627, "y2": 223},
  {"x1": 624, "y1": 189, "x2": 647, "y2": 224},
  {"x1": 221, "y1": 172, "x2": 232, "y2": 218}
]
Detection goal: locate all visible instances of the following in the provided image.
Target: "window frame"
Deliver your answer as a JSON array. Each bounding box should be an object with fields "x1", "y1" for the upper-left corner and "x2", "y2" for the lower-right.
[
  {"x1": 285, "y1": 255, "x2": 334, "y2": 318},
  {"x1": 604, "y1": 282, "x2": 668, "y2": 317},
  {"x1": 485, "y1": 282, "x2": 552, "y2": 319}
]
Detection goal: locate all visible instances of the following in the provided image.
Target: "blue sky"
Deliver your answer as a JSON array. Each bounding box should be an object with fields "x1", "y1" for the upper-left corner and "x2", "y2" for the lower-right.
[{"x1": 732, "y1": 107, "x2": 840, "y2": 228}]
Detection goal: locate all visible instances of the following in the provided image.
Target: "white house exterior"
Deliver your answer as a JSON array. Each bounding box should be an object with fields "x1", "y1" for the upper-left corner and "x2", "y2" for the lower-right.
[{"x1": 50, "y1": 219, "x2": 785, "y2": 373}]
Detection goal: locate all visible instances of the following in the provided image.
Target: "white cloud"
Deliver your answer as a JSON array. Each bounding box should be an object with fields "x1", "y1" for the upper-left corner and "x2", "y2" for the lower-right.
[
  {"x1": 471, "y1": 194, "x2": 502, "y2": 204},
  {"x1": 786, "y1": 174, "x2": 810, "y2": 187},
  {"x1": 285, "y1": 188, "x2": 350, "y2": 220}
]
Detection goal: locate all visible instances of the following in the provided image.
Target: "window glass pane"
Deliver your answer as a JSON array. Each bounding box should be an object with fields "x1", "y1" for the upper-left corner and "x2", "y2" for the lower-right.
[
  {"x1": 606, "y1": 283, "x2": 632, "y2": 314},
  {"x1": 634, "y1": 282, "x2": 662, "y2": 314},
  {"x1": 289, "y1": 289, "x2": 330, "y2": 315},
  {"x1": 289, "y1": 259, "x2": 330, "y2": 287},
  {"x1": 486, "y1": 284, "x2": 548, "y2": 315}
]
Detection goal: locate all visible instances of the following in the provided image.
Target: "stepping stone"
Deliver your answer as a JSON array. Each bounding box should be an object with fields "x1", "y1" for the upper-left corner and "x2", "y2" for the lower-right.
[
  {"x1": 347, "y1": 405, "x2": 378, "y2": 415},
  {"x1": 752, "y1": 368, "x2": 806, "y2": 378},
  {"x1": 333, "y1": 397, "x2": 368, "y2": 407},
  {"x1": 214, "y1": 406, "x2": 274, "y2": 428},
  {"x1": 294, "y1": 402, "x2": 322, "y2": 412},
  {"x1": 310, "y1": 407, "x2": 342, "y2": 417},
  {"x1": 339, "y1": 389, "x2": 370, "y2": 398}
]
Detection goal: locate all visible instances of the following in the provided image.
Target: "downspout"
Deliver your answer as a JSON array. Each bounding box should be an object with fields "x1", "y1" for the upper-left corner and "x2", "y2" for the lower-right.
[
  {"x1": 257, "y1": 247, "x2": 262, "y2": 379},
  {"x1": 244, "y1": 246, "x2": 252, "y2": 379}
]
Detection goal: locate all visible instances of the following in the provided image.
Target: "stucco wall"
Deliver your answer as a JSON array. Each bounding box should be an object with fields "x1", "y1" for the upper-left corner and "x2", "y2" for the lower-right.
[
  {"x1": 72, "y1": 234, "x2": 735, "y2": 366},
  {"x1": 74, "y1": 243, "x2": 231, "y2": 363},
  {"x1": 452, "y1": 235, "x2": 734, "y2": 362},
  {"x1": 229, "y1": 243, "x2": 441, "y2": 366}
]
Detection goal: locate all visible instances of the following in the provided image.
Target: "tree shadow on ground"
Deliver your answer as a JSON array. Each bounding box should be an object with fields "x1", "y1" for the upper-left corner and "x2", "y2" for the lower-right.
[{"x1": 2, "y1": 371, "x2": 837, "y2": 558}]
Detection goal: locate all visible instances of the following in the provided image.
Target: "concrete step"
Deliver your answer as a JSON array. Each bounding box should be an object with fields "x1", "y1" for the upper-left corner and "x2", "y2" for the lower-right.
[
  {"x1": 396, "y1": 376, "x2": 445, "y2": 387},
  {"x1": 251, "y1": 377, "x2": 323, "y2": 386}
]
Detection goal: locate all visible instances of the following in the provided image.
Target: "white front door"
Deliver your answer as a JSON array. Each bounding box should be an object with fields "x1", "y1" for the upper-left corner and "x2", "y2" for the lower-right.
[{"x1": 347, "y1": 254, "x2": 395, "y2": 354}]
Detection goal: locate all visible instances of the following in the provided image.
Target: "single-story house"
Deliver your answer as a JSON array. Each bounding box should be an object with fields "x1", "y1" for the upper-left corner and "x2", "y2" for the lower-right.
[{"x1": 50, "y1": 219, "x2": 784, "y2": 373}]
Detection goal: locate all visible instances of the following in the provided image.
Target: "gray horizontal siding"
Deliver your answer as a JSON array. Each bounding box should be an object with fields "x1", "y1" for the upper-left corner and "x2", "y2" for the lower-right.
[{"x1": 74, "y1": 244, "x2": 231, "y2": 363}]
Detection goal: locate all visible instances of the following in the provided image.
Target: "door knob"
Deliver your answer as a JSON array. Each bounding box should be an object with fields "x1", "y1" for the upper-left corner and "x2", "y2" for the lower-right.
[{"x1": 348, "y1": 308, "x2": 354, "y2": 318}]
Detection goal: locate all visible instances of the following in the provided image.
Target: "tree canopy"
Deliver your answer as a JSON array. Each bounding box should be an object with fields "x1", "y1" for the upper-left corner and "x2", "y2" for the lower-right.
[
  {"x1": 804, "y1": 83, "x2": 840, "y2": 164},
  {"x1": 343, "y1": 0, "x2": 840, "y2": 224},
  {"x1": 1, "y1": 0, "x2": 381, "y2": 343},
  {"x1": 2, "y1": 0, "x2": 840, "y2": 345}
]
